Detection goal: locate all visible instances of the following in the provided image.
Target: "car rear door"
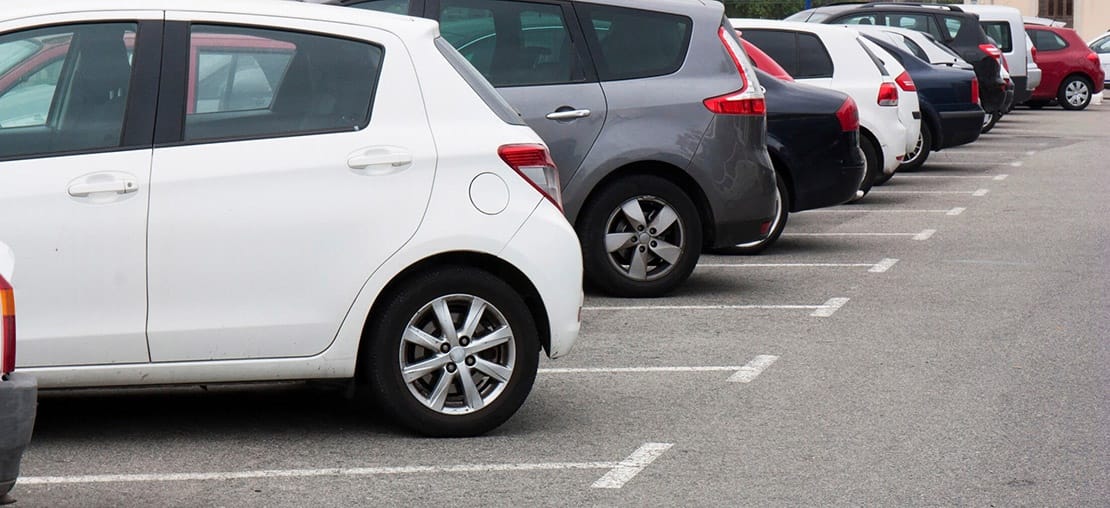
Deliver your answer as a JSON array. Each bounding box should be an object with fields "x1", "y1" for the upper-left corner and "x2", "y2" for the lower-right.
[
  {"x1": 145, "y1": 14, "x2": 435, "y2": 362},
  {"x1": 432, "y1": 0, "x2": 605, "y2": 184},
  {"x1": 0, "y1": 14, "x2": 161, "y2": 367}
]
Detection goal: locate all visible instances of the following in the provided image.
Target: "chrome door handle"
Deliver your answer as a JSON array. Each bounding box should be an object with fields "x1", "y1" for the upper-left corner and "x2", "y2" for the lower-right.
[
  {"x1": 67, "y1": 179, "x2": 137, "y2": 197},
  {"x1": 545, "y1": 109, "x2": 591, "y2": 121}
]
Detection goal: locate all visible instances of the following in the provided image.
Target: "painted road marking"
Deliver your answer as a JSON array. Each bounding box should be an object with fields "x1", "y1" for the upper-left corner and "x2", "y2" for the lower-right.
[
  {"x1": 885, "y1": 174, "x2": 1007, "y2": 180},
  {"x1": 808, "y1": 207, "x2": 965, "y2": 215},
  {"x1": 726, "y1": 355, "x2": 779, "y2": 383},
  {"x1": 541, "y1": 366, "x2": 742, "y2": 374},
  {"x1": 811, "y1": 297, "x2": 850, "y2": 317},
  {"x1": 870, "y1": 189, "x2": 988, "y2": 195},
  {"x1": 1010, "y1": 161, "x2": 1023, "y2": 167},
  {"x1": 583, "y1": 303, "x2": 822, "y2": 312},
  {"x1": 783, "y1": 229, "x2": 935, "y2": 241},
  {"x1": 591, "y1": 443, "x2": 674, "y2": 489},
  {"x1": 972, "y1": 189, "x2": 990, "y2": 196},
  {"x1": 698, "y1": 259, "x2": 898, "y2": 273}
]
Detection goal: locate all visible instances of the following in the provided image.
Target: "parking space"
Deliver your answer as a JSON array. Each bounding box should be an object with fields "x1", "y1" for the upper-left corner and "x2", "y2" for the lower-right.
[{"x1": 11, "y1": 106, "x2": 1109, "y2": 506}]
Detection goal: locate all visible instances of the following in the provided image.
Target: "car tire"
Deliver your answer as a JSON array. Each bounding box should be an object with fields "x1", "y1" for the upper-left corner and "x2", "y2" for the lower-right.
[
  {"x1": 854, "y1": 135, "x2": 881, "y2": 200},
  {"x1": 363, "y1": 266, "x2": 539, "y2": 437},
  {"x1": 981, "y1": 111, "x2": 1002, "y2": 134},
  {"x1": 1058, "y1": 75, "x2": 1093, "y2": 110},
  {"x1": 724, "y1": 171, "x2": 788, "y2": 255},
  {"x1": 579, "y1": 175, "x2": 702, "y2": 297},
  {"x1": 897, "y1": 124, "x2": 932, "y2": 173}
]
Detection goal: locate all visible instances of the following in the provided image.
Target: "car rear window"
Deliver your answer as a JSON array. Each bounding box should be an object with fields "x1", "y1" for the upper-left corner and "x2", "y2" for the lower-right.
[
  {"x1": 981, "y1": 21, "x2": 1012, "y2": 53},
  {"x1": 941, "y1": 16, "x2": 964, "y2": 40},
  {"x1": 1030, "y1": 29, "x2": 1068, "y2": 51},
  {"x1": 577, "y1": 3, "x2": 691, "y2": 81}
]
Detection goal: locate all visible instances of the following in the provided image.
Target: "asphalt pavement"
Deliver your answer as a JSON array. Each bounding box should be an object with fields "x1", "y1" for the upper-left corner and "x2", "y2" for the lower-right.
[{"x1": 12, "y1": 105, "x2": 1110, "y2": 507}]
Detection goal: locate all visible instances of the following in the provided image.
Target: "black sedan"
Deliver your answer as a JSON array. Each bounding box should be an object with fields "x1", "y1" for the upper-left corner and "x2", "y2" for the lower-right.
[
  {"x1": 731, "y1": 69, "x2": 865, "y2": 254},
  {"x1": 862, "y1": 35, "x2": 985, "y2": 173}
]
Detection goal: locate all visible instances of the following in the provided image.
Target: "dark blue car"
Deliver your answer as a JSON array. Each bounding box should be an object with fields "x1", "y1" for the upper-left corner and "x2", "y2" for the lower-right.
[
  {"x1": 731, "y1": 69, "x2": 865, "y2": 254},
  {"x1": 862, "y1": 35, "x2": 985, "y2": 173}
]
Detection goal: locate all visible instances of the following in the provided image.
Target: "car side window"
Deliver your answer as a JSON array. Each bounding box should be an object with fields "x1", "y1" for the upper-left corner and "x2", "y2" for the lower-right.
[
  {"x1": 839, "y1": 14, "x2": 881, "y2": 26},
  {"x1": 438, "y1": 0, "x2": 585, "y2": 87},
  {"x1": 888, "y1": 13, "x2": 941, "y2": 39},
  {"x1": 1095, "y1": 37, "x2": 1110, "y2": 54},
  {"x1": 183, "y1": 25, "x2": 382, "y2": 143},
  {"x1": 941, "y1": 16, "x2": 963, "y2": 40},
  {"x1": 796, "y1": 33, "x2": 833, "y2": 79},
  {"x1": 577, "y1": 3, "x2": 691, "y2": 81},
  {"x1": 346, "y1": 0, "x2": 411, "y2": 15},
  {"x1": 0, "y1": 23, "x2": 137, "y2": 160},
  {"x1": 981, "y1": 22, "x2": 1012, "y2": 53},
  {"x1": 738, "y1": 29, "x2": 797, "y2": 77},
  {"x1": 1030, "y1": 30, "x2": 1068, "y2": 51}
]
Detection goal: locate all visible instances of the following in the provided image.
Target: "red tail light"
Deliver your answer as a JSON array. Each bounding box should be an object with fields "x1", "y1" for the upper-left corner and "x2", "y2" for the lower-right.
[
  {"x1": 894, "y1": 70, "x2": 916, "y2": 92},
  {"x1": 877, "y1": 82, "x2": 899, "y2": 106},
  {"x1": 706, "y1": 26, "x2": 766, "y2": 116},
  {"x1": 971, "y1": 77, "x2": 980, "y2": 105},
  {"x1": 1086, "y1": 52, "x2": 1100, "y2": 64},
  {"x1": 1030, "y1": 44, "x2": 1037, "y2": 62},
  {"x1": 498, "y1": 144, "x2": 562, "y2": 211},
  {"x1": 1, "y1": 274, "x2": 14, "y2": 375},
  {"x1": 979, "y1": 43, "x2": 1002, "y2": 60},
  {"x1": 836, "y1": 97, "x2": 860, "y2": 132}
]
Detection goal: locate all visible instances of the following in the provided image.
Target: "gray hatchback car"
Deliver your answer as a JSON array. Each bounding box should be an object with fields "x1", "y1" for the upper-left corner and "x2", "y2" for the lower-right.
[{"x1": 333, "y1": 0, "x2": 777, "y2": 297}]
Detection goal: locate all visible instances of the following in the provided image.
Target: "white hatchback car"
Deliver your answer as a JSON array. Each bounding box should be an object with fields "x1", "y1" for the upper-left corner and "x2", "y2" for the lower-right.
[
  {"x1": 733, "y1": 19, "x2": 918, "y2": 194},
  {"x1": 0, "y1": 0, "x2": 583, "y2": 437}
]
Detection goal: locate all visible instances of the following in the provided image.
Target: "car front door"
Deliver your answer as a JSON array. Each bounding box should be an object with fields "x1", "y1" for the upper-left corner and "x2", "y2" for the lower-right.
[
  {"x1": 0, "y1": 15, "x2": 161, "y2": 366},
  {"x1": 434, "y1": 0, "x2": 605, "y2": 184},
  {"x1": 145, "y1": 16, "x2": 435, "y2": 362}
]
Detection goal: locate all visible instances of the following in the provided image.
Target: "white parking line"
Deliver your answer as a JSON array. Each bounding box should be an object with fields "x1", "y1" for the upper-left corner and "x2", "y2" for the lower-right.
[
  {"x1": 540, "y1": 366, "x2": 742, "y2": 374},
  {"x1": 726, "y1": 355, "x2": 779, "y2": 383},
  {"x1": 591, "y1": 443, "x2": 673, "y2": 489},
  {"x1": 811, "y1": 297, "x2": 849, "y2": 317},
  {"x1": 870, "y1": 189, "x2": 988, "y2": 195},
  {"x1": 583, "y1": 304, "x2": 820, "y2": 311},
  {"x1": 1010, "y1": 161, "x2": 1024, "y2": 167},
  {"x1": 698, "y1": 258, "x2": 898, "y2": 273},
  {"x1": 893, "y1": 174, "x2": 1007, "y2": 180},
  {"x1": 869, "y1": 258, "x2": 899, "y2": 273},
  {"x1": 808, "y1": 207, "x2": 965, "y2": 215},
  {"x1": 782, "y1": 229, "x2": 934, "y2": 241}
]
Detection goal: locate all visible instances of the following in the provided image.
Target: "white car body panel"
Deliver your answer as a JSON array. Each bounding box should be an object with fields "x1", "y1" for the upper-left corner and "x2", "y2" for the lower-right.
[
  {"x1": 959, "y1": 5, "x2": 1029, "y2": 82},
  {"x1": 1089, "y1": 33, "x2": 1110, "y2": 86},
  {"x1": 4, "y1": 0, "x2": 582, "y2": 389},
  {"x1": 731, "y1": 19, "x2": 908, "y2": 174},
  {"x1": 0, "y1": 242, "x2": 12, "y2": 282},
  {"x1": 859, "y1": 37, "x2": 920, "y2": 158}
]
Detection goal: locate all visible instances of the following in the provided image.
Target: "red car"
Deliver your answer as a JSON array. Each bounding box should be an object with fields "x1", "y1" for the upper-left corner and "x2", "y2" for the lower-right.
[{"x1": 1025, "y1": 24, "x2": 1105, "y2": 110}]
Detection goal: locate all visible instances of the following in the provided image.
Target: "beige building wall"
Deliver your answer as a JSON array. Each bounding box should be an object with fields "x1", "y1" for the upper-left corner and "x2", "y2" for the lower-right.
[{"x1": 969, "y1": 0, "x2": 1109, "y2": 40}]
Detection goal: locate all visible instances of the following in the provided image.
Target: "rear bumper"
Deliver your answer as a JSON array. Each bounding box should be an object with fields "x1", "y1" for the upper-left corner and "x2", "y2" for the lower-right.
[
  {"x1": 0, "y1": 373, "x2": 37, "y2": 497},
  {"x1": 937, "y1": 109, "x2": 984, "y2": 149},
  {"x1": 787, "y1": 132, "x2": 865, "y2": 212},
  {"x1": 1012, "y1": 76, "x2": 1032, "y2": 104}
]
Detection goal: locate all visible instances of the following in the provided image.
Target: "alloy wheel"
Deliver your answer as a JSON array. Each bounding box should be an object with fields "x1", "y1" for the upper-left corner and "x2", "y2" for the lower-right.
[
  {"x1": 1065, "y1": 80, "x2": 1090, "y2": 108},
  {"x1": 399, "y1": 294, "x2": 515, "y2": 415},
  {"x1": 604, "y1": 196, "x2": 686, "y2": 281},
  {"x1": 904, "y1": 132, "x2": 925, "y2": 165}
]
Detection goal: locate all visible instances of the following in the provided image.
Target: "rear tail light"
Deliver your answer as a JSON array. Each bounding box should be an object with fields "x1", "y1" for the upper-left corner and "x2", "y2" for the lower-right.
[
  {"x1": 705, "y1": 26, "x2": 766, "y2": 116},
  {"x1": 894, "y1": 70, "x2": 916, "y2": 92},
  {"x1": 1086, "y1": 52, "x2": 1100, "y2": 64},
  {"x1": 498, "y1": 144, "x2": 562, "y2": 211},
  {"x1": 971, "y1": 77, "x2": 981, "y2": 105},
  {"x1": 835, "y1": 97, "x2": 860, "y2": 132},
  {"x1": 979, "y1": 43, "x2": 1002, "y2": 60},
  {"x1": 877, "y1": 82, "x2": 899, "y2": 106},
  {"x1": 1030, "y1": 44, "x2": 1037, "y2": 62},
  {"x1": 1, "y1": 274, "x2": 14, "y2": 375}
]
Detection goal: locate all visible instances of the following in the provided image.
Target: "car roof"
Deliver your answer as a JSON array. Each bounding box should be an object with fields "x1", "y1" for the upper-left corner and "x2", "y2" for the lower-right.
[
  {"x1": 731, "y1": 18, "x2": 860, "y2": 39},
  {"x1": 2, "y1": 0, "x2": 439, "y2": 38}
]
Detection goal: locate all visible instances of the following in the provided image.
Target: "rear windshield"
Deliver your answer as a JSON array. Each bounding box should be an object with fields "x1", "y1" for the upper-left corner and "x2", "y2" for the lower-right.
[
  {"x1": 434, "y1": 37, "x2": 524, "y2": 125},
  {"x1": 981, "y1": 21, "x2": 1013, "y2": 52}
]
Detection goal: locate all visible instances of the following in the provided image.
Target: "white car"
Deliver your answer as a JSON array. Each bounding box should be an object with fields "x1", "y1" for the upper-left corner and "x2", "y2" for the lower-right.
[
  {"x1": 959, "y1": 4, "x2": 1040, "y2": 104},
  {"x1": 1089, "y1": 32, "x2": 1110, "y2": 88},
  {"x1": 0, "y1": 0, "x2": 583, "y2": 437},
  {"x1": 732, "y1": 19, "x2": 917, "y2": 194}
]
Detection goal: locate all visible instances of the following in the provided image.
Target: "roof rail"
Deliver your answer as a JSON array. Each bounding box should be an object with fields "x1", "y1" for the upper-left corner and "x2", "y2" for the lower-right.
[{"x1": 858, "y1": 2, "x2": 964, "y2": 12}]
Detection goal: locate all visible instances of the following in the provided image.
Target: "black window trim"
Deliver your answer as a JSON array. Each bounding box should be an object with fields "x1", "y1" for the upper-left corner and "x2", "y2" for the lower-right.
[
  {"x1": 0, "y1": 19, "x2": 161, "y2": 163},
  {"x1": 153, "y1": 21, "x2": 384, "y2": 148}
]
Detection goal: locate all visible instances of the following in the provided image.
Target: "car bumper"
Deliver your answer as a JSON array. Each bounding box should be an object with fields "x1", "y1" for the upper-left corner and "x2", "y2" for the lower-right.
[
  {"x1": 499, "y1": 201, "x2": 581, "y2": 360},
  {"x1": 789, "y1": 131, "x2": 865, "y2": 212},
  {"x1": 1012, "y1": 76, "x2": 1033, "y2": 104},
  {"x1": 0, "y1": 373, "x2": 37, "y2": 497},
  {"x1": 937, "y1": 108, "x2": 985, "y2": 149}
]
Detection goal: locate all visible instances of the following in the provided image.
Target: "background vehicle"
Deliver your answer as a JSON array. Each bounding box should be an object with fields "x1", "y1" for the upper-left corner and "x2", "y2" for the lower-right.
[
  {"x1": 788, "y1": 2, "x2": 1007, "y2": 119},
  {"x1": 1026, "y1": 24, "x2": 1105, "y2": 110},
  {"x1": 1090, "y1": 31, "x2": 1110, "y2": 87},
  {"x1": 340, "y1": 0, "x2": 778, "y2": 297},
  {"x1": 734, "y1": 20, "x2": 910, "y2": 196},
  {"x1": 857, "y1": 32, "x2": 983, "y2": 171},
  {"x1": 732, "y1": 68, "x2": 864, "y2": 253},
  {"x1": 0, "y1": 241, "x2": 36, "y2": 504},
  {"x1": 959, "y1": 4, "x2": 1036, "y2": 104},
  {"x1": 0, "y1": 1, "x2": 584, "y2": 437}
]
